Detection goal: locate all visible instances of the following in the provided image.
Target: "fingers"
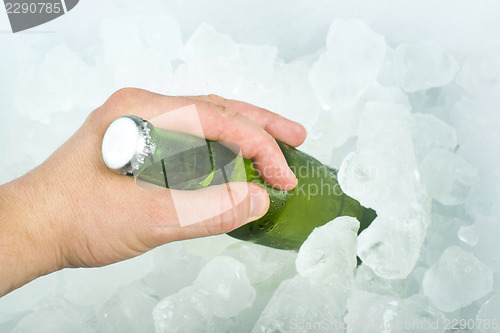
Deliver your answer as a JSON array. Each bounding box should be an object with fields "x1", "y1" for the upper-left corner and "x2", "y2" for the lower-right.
[
  {"x1": 98, "y1": 88, "x2": 297, "y2": 189},
  {"x1": 139, "y1": 182, "x2": 270, "y2": 247},
  {"x1": 190, "y1": 94, "x2": 307, "y2": 147},
  {"x1": 97, "y1": 89, "x2": 306, "y2": 147},
  {"x1": 176, "y1": 102, "x2": 298, "y2": 190},
  {"x1": 95, "y1": 88, "x2": 301, "y2": 189}
]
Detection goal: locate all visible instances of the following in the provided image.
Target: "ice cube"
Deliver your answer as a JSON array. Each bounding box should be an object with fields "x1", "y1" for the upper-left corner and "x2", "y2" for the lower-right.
[
  {"x1": 11, "y1": 298, "x2": 84, "y2": 333},
  {"x1": 344, "y1": 290, "x2": 399, "y2": 333},
  {"x1": 473, "y1": 216, "x2": 500, "y2": 274},
  {"x1": 465, "y1": 174, "x2": 500, "y2": 219},
  {"x1": 63, "y1": 252, "x2": 153, "y2": 307},
  {"x1": 420, "y1": 214, "x2": 466, "y2": 266},
  {"x1": 339, "y1": 148, "x2": 388, "y2": 210},
  {"x1": 298, "y1": 110, "x2": 343, "y2": 164},
  {"x1": 277, "y1": 57, "x2": 322, "y2": 132},
  {"x1": 179, "y1": 23, "x2": 239, "y2": 66},
  {"x1": 223, "y1": 243, "x2": 297, "y2": 284},
  {"x1": 458, "y1": 225, "x2": 479, "y2": 246},
  {"x1": 354, "y1": 264, "x2": 410, "y2": 298},
  {"x1": 100, "y1": 16, "x2": 182, "y2": 65},
  {"x1": 357, "y1": 117, "x2": 416, "y2": 162},
  {"x1": 357, "y1": 102, "x2": 411, "y2": 140},
  {"x1": 357, "y1": 210, "x2": 428, "y2": 279},
  {"x1": 344, "y1": 291, "x2": 445, "y2": 333},
  {"x1": 15, "y1": 45, "x2": 110, "y2": 124},
  {"x1": 153, "y1": 256, "x2": 255, "y2": 332},
  {"x1": 338, "y1": 120, "x2": 422, "y2": 216},
  {"x1": 100, "y1": 15, "x2": 182, "y2": 93},
  {"x1": 0, "y1": 272, "x2": 59, "y2": 315},
  {"x1": 423, "y1": 246, "x2": 493, "y2": 312},
  {"x1": 388, "y1": 295, "x2": 446, "y2": 333},
  {"x1": 309, "y1": 19, "x2": 386, "y2": 110},
  {"x1": 12, "y1": 309, "x2": 84, "y2": 333},
  {"x1": 302, "y1": 84, "x2": 411, "y2": 159},
  {"x1": 153, "y1": 286, "x2": 215, "y2": 333},
  {"x1": 193, "y1": 256, "x2": 256, "y2": 318},
  {"x1": 419, "y1": 148, "x2": 479, "y2": 206},
  {"x1": 392, "y1": 40, "x2": 459, "y2": 93},
  {"x1": 476, "y1": 294, "x2": 500, "y2": 333},
  {"x1": 253, "y1": 275, "x2": 346, "y2": 333},
  {"x1": 450, "y1": 99, "x2": 492, "y2": 148},
  {"x1": 143, "y1": 242, "x2": 206, "y2": 299},
  {"x1": 296, "y1": 216, "x2": 359, "y2": 285},
  {"x1": 354, "y1": 117, "x2": 420, "y2": 210},
  {"x1": 456, "y1": 42, "x2": 500, "y2": 101},
  {"x1": 359, "y1": 84, "x2": 410, "y2": 110},
  {"x1": 237, "y1": 43, "x2": 279, "y2": 81},
  {"x1": 93, "y1": 286, "x2": 157, "y2": 333},
  {"x1": 183, "y1": 234, "x2": 241, "y2": 259},
  {"x1": 175, "y1": 23, "x2": 282, "y2": 110},
  {"x1": 459, "y1": 128, "x2": 500, "y2": 177},
  {"x1": 113, "y1": 55, "x2": 173, "y2": 93},
  {"x1": 100, "y1": 16, "x2": 182, "y2": 92},
  {"x1": 407, "y1": 84, "x2": 464, "y2": 123},
  {"x1": 377, "y1": 46, "x2": 397, "y2": 87},
  {"x1": 407, "y1": 113, "x2": 458, "y2": 161}
]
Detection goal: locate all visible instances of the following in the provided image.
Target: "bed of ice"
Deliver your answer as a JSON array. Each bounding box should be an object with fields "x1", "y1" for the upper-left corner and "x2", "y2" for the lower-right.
[{"x1": 1, "y1": 0, "x2": 500, "y2": 332}]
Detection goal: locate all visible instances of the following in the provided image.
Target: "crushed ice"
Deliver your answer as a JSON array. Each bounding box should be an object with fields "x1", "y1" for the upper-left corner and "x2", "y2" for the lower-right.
[{"x1": 1, "y1": 1, "x2": 499, "y2": 332}]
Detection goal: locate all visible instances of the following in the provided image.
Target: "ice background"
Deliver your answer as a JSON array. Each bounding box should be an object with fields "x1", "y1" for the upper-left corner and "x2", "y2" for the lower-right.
[{"x1": 1, "y1": 0, "x2": 500, "y2": 331}]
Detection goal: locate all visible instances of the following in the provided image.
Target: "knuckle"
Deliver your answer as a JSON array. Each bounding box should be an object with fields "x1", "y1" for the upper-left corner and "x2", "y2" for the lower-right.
[
  {"x1": 210, "y1": 103, "x2": 239, "y2": 121},
  {"x1": 205, "y1": 189, "x2": 243, "y2": 235},
  {"x1": 84, "y1": 106, "x2": 112, "y2": 128},
  {"x1": 105, "y1": 88, "x2": 142, "y2": 110},
  {"x1": 85, "y1": 107, "x2": 104, "y2": 124},
  {"x1": 211, "y1": 208, "x2": 239, "y2": 235},
  {"x1": 225, "y1": 204, "x2": 242, "y2": 231},
  {"x1": 110, "y1": 87, "x2": 140, "y2": 101},
  {"x1": 205, "y1": 94, "x2": 227, "y2": 105},
  {"x1": 255, "y1": 136, "x2": 276, "y2": 157},
  {"x1": 87, "y1": 88, "x2": 143, "y2": 124}
]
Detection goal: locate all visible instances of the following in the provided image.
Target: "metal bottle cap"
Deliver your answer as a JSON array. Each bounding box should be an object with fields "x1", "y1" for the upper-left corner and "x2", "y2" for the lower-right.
[{"x1": 101, "y1": 115, "x2": 155, "y2": 175}]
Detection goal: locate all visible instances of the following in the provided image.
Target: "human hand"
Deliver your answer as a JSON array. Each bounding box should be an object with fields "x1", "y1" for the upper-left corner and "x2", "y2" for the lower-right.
[{"x1": 0, "y1": 89, "x2": 306, "y2": 296}]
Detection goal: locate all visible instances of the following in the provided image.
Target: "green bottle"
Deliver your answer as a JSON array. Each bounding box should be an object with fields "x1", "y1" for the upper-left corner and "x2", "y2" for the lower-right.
[{"x1": 101, "y1": 115, "x2": 376, "y2": 250}]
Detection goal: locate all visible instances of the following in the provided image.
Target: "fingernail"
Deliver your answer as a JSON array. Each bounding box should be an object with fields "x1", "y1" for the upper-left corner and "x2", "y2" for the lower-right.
[
  {"x1": 283, "y1": 181, "x2": 297, "y2": 191},
  {"x1": 249, "y1": 187, "x2": 269, "y2": 219}
]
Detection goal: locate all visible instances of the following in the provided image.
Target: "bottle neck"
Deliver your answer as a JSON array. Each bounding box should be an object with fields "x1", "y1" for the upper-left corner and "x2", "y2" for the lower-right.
[{"x1": 135, "y1": 126, "x2": 250, "y2": 190}]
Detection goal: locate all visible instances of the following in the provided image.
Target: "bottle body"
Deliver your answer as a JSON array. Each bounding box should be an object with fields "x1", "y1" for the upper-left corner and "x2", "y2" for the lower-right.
[
  {"x1": 135, "y1": 122, "x2": 376, "y2": 250},
  {"x1": 229, "y1": 143, "x2": 376, "y2": 250}
]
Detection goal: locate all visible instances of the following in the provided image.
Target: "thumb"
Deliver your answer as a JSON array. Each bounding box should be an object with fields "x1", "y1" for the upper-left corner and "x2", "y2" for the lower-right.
[
  {"x1": 173, "y1": 182, "x2": 269, "y2": 234},
  {"x1": 142, "y1": 182, "x2": 270, "y2": 243}
]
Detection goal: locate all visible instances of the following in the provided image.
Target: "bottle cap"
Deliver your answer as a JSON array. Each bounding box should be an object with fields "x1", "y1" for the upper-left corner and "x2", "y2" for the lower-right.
[{"x1": 101, "y1": 115, "x2": 155, "y2": 175}]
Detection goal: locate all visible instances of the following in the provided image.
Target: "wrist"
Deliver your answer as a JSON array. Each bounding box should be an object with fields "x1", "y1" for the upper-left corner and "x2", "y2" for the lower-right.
[{"x1": 0, "y1": 171, "x2": 64, "y2": 296}]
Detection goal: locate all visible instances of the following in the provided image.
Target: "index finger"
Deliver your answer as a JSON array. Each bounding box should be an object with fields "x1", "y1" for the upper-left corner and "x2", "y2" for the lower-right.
[
  {"x1": 101, "y1": 88, "x2": 298, "y2": 190},
  {"x1": 190, "y1": 94, "x2": 307, "y2": 147}
]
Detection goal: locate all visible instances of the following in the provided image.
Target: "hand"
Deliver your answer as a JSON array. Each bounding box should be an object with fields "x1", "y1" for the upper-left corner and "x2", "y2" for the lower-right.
[{"x1": 0, "y1": 89, "x2": 306, "y2": 296}]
